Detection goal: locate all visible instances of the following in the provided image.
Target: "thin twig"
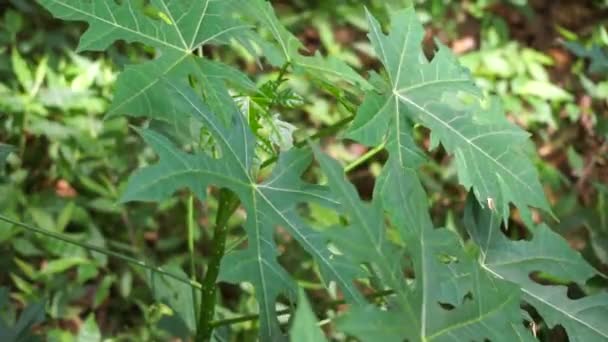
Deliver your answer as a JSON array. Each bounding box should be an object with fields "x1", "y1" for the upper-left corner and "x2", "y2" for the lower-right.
[
  {"x1": 344, "y1": 142, "x2": 386, "y2": 173},
  {"x1": 0, "y1": 214, "x2": 202, "y2": 290}
]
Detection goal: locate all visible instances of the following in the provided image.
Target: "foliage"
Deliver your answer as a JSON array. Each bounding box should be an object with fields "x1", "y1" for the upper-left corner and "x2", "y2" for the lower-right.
[
  {"x1": 465, "y1": 197, "x2": 608, "y2": 340},
  {"x1": 0, "y1": 3, "x2": 178, "y2": 340},
  {"x1": 0, "y1": 0, "x2": 606, "y2": 341}
]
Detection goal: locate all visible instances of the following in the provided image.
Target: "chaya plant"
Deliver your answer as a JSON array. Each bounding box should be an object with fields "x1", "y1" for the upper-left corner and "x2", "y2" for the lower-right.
[{"x1": 8, "y1": 0, "x2": 603, "y2": 341}]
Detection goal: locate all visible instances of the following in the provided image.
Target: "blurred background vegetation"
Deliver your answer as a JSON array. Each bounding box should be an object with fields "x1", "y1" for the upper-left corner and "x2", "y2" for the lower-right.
[{"x1": 0, "y1": 0, "x2": 607, "y2": 340}]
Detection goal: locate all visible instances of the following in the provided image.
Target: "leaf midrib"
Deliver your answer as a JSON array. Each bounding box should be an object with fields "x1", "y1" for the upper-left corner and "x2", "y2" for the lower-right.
[
  {"x1": 395, "y1": 91, "x2": 536, "y2": 196},
  {"x1": 425, "y1": 289, "x2": 519, "y2": 341},
  {"x1": 255, "y1": 189, "x2": 362, "y2": 303}
]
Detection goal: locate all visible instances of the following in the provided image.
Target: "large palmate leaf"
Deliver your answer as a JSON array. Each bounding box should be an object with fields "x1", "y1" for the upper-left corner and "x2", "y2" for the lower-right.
[
  {"x1": 465, "y1": 199, "x2": 608, "y2": 342},
  {"x1": 120, "y1": 81, "x2": 362, "y2": 340},
  {"x1": 37, "y1": 1, "x2": 585, "y2": 341},
  {"x1": 36, "y1": 1, "x2": 365, "y2": 339},
  {"x1": 347, "y1": 8, "x2": 551, "y2": 218},
  {"x1": 38, "y1": 0, "x2": 246, "y2": 52},
  {"x1": 315, "y1": 152, "x2": 534, "y2": 342},
  {"x1": 37, "y1": 0, "x2": 257, "y2": 132}
]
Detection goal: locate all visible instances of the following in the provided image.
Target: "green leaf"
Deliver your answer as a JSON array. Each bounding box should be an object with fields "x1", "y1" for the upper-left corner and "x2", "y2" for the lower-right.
[
  {"x1": 238, "y1": 0, "x2": 302, "y2": 67},
  {"x1": 3, "y1": 10, "x2": 23, "y2": 36},
  {"x1": 121, "y1": 81, "x2": 363, "y2": 339},
  {"x1": 147, "y1": 265, "x2": 197, "y2": 338},
  {"x1": 37, "y1": 0, "x2": 246, "y2": 53},
  {"x1": 347, "y1": 8, "x2": 551, "y2": 218},
  {"x1": 38, "y1": 2, "x2": 571, "y2": 341},
  {"x1": 0, "y1": 288, "x2": 45, "y2": 342},
  {"x1": 37, "y1": 0, "x2": 255, "y2": 135},
  {"x1": 77, "y1": 314, "x2": 101, "y2": 342},
  {"x1": 11, "y1": 49, "x2": 33, "y2": 91},
  {"x1": 465, "y1": 198, "x2": 608, "y2": 341},
  {"x1": 513, "y1": 79, "x2": 573, "y2": 101},
  {"x1": 290, "y1": 289, "x2": 327, "y2": 342},
  {"x1": 315, "y1": 151, "x2": 533, "y2": 341},
  {"x1": 41, "y1": 257, "x2": 90, "y2": 276}
]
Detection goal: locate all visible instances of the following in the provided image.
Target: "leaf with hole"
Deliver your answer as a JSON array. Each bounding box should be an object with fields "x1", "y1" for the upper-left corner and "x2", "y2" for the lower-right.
[
  {"x1": 316, "y1": 151, "x2": 534, "y2": 342},
  {"x1": 465, "y1": 198, "x2": 608, "y2": 342}
]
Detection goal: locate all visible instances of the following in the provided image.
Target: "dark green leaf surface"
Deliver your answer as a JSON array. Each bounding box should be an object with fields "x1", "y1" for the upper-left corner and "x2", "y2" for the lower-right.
[
  {"x1": 465, "y1": 199, "x2": 608, "y2": 342},
  {"x1": 316, "y1": 152, "x2": 534, "y2": 342},
  {"x1": 147, "y1": 265, "x2": 197, "y2": 337},
  {"x1": 120, "y1": 81, "x2": 362, "y2": 340},
  {"x1": 36, "y1": 2, "x2": 602, "y2": 341},
  {"x1": 347, "y1": 8, "x2": 551, "y2": 219},
  {"x1": 36, "y1": 2, "x2": 366, "y2": 339}
]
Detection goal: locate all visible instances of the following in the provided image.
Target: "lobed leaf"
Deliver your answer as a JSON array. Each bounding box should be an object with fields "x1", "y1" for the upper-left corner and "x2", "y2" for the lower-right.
[
  {"x1": 120, "y1": 81, "x2": 363, "y2": 339},
  {"x1": 315, "y1": 152, "x2": 533, "y2": 341},
  {"x1": 347, "y1": 8, "x2": 551, "y2": 218},
  {"x1": 465, "y1": 199, "x2": 608, "y2": 341},
  {"x1": 37, "y1": 2, "x2": 591, "y2": 342},
  {"x1": 37, "y1": 0, "x2": 255, "y2": 140},
  {"x1": 36, "y1": 1, "x2": 370, "y2": 338}
]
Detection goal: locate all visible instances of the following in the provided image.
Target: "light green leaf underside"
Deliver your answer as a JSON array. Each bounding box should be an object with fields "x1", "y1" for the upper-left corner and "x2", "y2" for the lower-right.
[
  {"x1": 465, "y1": 200, "x2": 608, "y2": 342},
  {"x1": 347, "y1": 8, "x2": 551, "y2": 218},
  {"x1": 315, "y1": 152, "x2": 533, "y2": 342}
]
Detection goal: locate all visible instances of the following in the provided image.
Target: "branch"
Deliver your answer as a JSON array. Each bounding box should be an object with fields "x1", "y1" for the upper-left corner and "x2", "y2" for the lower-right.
[
  {"x1": 197, "y1": 189, "x2": 241, "y2": 341},
  {"x1": 0, "y1": 214, "x2": 202, "y2": 290},
  {"x1": 344, "y1": 142, "x2": 386, "y2": 173}
]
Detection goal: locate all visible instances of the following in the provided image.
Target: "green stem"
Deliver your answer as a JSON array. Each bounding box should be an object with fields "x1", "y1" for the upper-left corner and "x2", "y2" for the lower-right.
[
  {"x1": 210, "y1": 289, "x2": 395, "y2": 328},
  {"x1": 188, "y1": 195, "x2": 196, "y2": 279},
  {"x1": 274, "y1": 62, "x2": 291, "y2": 88},
  {"x1": 295, "y1": 115, "x2": 355, "y2": 148},
  {"x1": 0, "y1": 214, "x2": 201, "y2": 289},
  {"x1": 344, "y1": 142, "x2": 386, "y2": 173},
  {"x1": 196, "y1": 188, "x2": 240, "y2": 341},
  {"x1": 187, "y1": 194, "x2": 198, "y2": 321}
]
